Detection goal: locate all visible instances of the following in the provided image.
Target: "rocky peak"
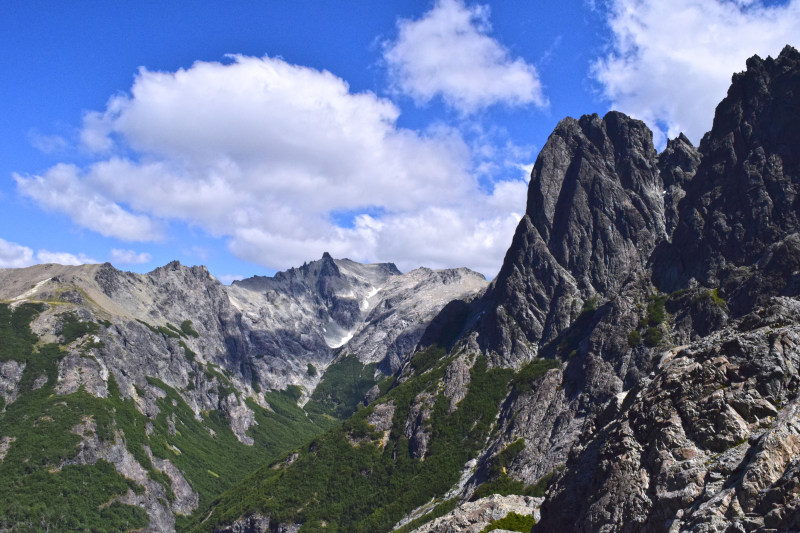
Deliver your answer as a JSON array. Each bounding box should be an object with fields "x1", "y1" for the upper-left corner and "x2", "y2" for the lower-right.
[
  {"x1": 658, "y1": 133, "x2": 700, "y2": 190},
  {"x1": 472, "y1": 111, "x2": 666, "y2": 366},
  {"x1": 526, "y1": 110, "x2": 664, "y2": 295},
  {"x1": 658, "y1": 133, "x2": 701, "y2": 238},
  {"x1": 654, "y1": 45, "x2": 800, "y2": 293}
]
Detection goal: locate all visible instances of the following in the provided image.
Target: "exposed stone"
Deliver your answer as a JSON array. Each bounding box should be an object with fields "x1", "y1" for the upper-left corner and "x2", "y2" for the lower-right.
[
  {"x1": 55, "y1": 353, "x2": 108, "y2": 398},
  {"x1": 0, "y1": 360, "x2": 25, "y2": 406},
  {"x1": 409, "y1": 494, "x2": 540, "y2": 533},
  {"x1": 0, "y1": 436, "x2": 15, "y2": 463},
  {"x1": 405, "y1": 391, "x2": 438, "y2": 460}
]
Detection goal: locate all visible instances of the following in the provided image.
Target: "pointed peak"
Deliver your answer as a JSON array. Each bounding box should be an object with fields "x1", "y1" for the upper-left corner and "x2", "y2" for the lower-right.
[{"x1": 321, "y1": 252, "x2": 334, "y2": 261}]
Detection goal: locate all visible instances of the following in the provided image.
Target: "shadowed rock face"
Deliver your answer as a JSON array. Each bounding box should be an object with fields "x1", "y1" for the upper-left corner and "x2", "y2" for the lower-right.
[
  {"x1": 532, "y1": 45, "x2": 800, "y2": 533},
  {"x1": 654, "y1": 45, "x2": 800, "y2": 295},
  {"x1": 473, "y1": 111, "x2": 665, "y2": 367}
]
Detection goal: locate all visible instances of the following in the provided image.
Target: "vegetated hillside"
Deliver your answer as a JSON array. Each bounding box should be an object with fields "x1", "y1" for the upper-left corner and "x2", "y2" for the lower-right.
[
  {"x1": 0, "y1": 256, "x2": 483, "y2": 531},
  {"x1": 200, "y1": 46, "x2": 800, "y2": 533}
]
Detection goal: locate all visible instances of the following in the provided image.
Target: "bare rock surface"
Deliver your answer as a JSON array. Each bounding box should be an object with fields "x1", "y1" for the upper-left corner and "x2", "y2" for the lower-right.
[
  {"x1": 408, "y1": 494, "x2": 540, "y2": 533},
  {"x1": 537, "y1": 299, "x2": 800, "y2": 532},
  {"x1": 0, "y1": 360, "x2": 25, "y2": 407}
]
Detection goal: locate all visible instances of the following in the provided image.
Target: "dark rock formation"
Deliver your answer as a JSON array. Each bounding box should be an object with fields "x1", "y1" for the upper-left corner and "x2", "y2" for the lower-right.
[
  {"x1": 534, "y1": 45, "x2": 800, "y2": 533},
  {"x1": 654, "y1": 45, "x2": 800, "y2": 298},
  {"x1": 474, "y1": 111, "x2": 665, "y2": 367}
]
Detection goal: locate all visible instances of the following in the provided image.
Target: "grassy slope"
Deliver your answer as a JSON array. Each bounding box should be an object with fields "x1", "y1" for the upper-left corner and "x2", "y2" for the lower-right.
[
  {"x1": 0, "y1": 303, "x2": 332, "y2": 532},
  {"x1": 191, "y1": 347, "x2": 518, "y2": 533},
  {"x1": 304, "y1": 354, "x2": 381, "y2": 419}
]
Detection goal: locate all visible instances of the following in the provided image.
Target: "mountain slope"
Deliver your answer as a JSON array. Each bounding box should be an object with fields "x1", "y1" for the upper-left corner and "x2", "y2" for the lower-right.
[
  {"x1": 0, "y1": 256, "x2": 482, "y2": 531},
  {"x1": 537, "y1": 44, "x2": 800, "y2": 533},
  {"x1": 200, "y1": 45, "x2": 800, "y2": 533}
]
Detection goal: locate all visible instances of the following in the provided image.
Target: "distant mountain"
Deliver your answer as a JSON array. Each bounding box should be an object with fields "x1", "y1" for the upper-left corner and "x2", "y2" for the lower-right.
[{"x1": 0, "y1": 255, "x2": 485, "y2": 530}]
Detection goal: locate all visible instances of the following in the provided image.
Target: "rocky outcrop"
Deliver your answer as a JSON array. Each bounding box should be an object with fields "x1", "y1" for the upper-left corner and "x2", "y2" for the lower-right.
[
  {"x1": 537, "y1": 297, "x2": 800, "y2": 532},
  {"x1": 61, "y1": 417, "x2": 197, "y2": 532},
  {"x1": 0, "y1": 436, "x2": 14, "y2": 463},
  {"x1": 409, "y1": 494, "x2": 540, "y2": 533},
  {"x1": 405, "y1": 390, "x2": 438, "y2": 460},
  {"x1": 657, "y1": 133, "x2": 701, "y2": 238},
  {"x1": 654, "y1": 45, "x2": 800, "y2": 301},
  {"x1": 0, "y1": 360, "x2": 25, "y2": 407},
  {"x1": 56, "y1": 353, "x2": 109, "y2": 398}
]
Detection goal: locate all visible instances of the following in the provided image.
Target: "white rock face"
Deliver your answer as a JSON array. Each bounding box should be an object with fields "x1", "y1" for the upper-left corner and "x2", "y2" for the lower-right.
[
  {"x1": 406, "y1": 494, "x2": 541, "y2": 533},
  {"x1": 345, "y1": 267, "x2": 487, "y2": 373}
]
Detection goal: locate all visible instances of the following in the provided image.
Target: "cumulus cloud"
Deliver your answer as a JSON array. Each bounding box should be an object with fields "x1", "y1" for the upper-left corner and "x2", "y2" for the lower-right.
[
  {"x1": 110, "y1": 249, "x2": 152, "y2": 265},
  {"x1": 0, "y1": 237, "x2": 96, "y2": 268},
  {"x1": 384, "y1": 0, "x2": 546, "y2": 113},
  {"x1": 593, "y1": 0, "x2": 800, "y2": 145},
  {"x1": 17, "y1": 55, "x2": 528, "y2": 276},
  {"x1": 0, "y1": 238, "x2": 35, "y2": 268}
]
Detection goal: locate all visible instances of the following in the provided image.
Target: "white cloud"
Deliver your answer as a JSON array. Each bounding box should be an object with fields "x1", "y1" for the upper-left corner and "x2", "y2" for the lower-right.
[
  {"x1": 17, "y1": 55, "x2": 528, "y2": 277},
  {"x1": 0, "y1": 237, "x2": 97, "y2": 268},
  {"x1": 593, "y1": 0, "x2": 800, "y2": 145},
  {"x1": 384, "y1": 0, "x2": 546, "y2": 113},
  {"x1": 216, "y1": 274, "x2": 244, "y2": 285},
  {"x1": 110, "y1": 249, "x2": 152, "y2": 265},
  {"x1": 14, "y1": 163, "x2": 162, "y2": 242},
  {"x1": 0, "y1": 238, "x2": 35, "y2": 268},
  {"x1": 27, "y1": 130, "x2": 68, "y2": 154},
  {"x1": 36, "y1": 250, "x2": 97, "y2": 266}
]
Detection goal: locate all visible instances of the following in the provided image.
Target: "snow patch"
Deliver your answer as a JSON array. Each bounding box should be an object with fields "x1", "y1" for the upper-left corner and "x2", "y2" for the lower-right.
[
  {"x1": 329, "y1": 331, "x2": 354, "y2": 349},
  {"x1": 360, "y1": 286, "x2": 382, "y2": 311}
]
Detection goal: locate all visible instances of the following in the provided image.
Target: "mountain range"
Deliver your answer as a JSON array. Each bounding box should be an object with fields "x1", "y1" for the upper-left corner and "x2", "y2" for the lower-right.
[{"x1": 1, "y1": 45, "x2": 799, "y2": 533}]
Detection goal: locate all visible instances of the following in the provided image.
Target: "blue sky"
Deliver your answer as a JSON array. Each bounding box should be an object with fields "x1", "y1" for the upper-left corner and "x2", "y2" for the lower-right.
[{"x1": 1, "y1": 1, "x2": 798, "y2": 281}]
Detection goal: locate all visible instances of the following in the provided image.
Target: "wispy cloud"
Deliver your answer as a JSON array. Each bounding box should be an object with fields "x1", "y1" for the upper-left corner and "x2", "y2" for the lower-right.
[{"x1": 110, "y1": 248, "x2": 152, "y2": 265}]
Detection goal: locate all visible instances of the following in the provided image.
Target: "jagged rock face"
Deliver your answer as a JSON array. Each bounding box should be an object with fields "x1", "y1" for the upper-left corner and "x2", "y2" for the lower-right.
[
  {"x1": 230, "y1": 255, "x2": 487, "y2": 382},
  {"x1": 475, "y1": 111, "x2": 665, "y2": 366},
  {"x1": 529, "y1": 46, "x2": 800, "y2": 533},
  {"x1": 536, "y1": 298, "x2": 800, "y2": 533},
  {"x1": 526, "y1": 111, "x2": 665, "y2": 293},
  {"x1": 657, "y1": 133, "x2": 701, "y2": 238},
  {"x1": 347, "y1": 267, "x2": 486, "y2": 373},
  {"x1": 654, "y1": 45, "x2": 800, "y2": 296},
  {"x1": 228, "y1": 253, "x2": 401, "y2": 390}
]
